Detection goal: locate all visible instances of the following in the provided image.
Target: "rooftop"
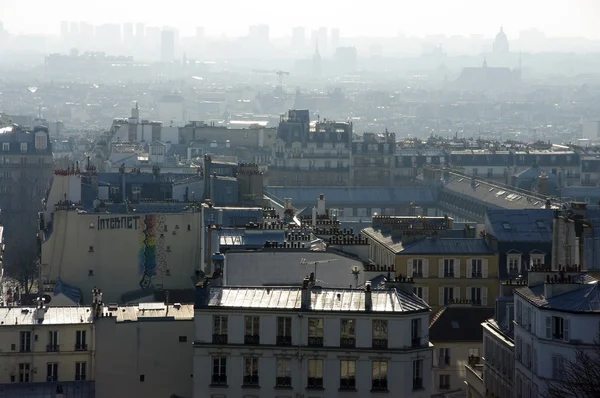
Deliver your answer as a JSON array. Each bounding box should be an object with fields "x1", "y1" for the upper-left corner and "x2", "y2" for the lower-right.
[
  {"x1": 516, "y1": 279, "x2": 600, "y2": 312},
  {"x1": 102, "y1": 303, "x2": 194, "y2": 321},
  {"x1": 429, "y1": 306, "x2": 495, "y2": 342},
  {"x1": 485, "y1": 209, "x2": 553, "y2": 242},
  {"x1": 199, "y1": 286, "x2": 429, "y2": 313},
  {"x1": 0, "y1": 306, "x2": 93, "y2": 326}
]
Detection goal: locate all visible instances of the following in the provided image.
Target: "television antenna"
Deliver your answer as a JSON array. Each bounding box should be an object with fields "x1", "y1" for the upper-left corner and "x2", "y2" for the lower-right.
[
  {"x1": 351, "y1": 265, "x2": 361, "y2": 288},
  {"x1": 301, "y1": 258, "x2": 338, "y2": 281}
]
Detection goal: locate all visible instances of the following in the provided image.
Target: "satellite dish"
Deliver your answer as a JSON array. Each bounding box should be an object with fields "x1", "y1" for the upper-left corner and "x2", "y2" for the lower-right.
[
  {"x1": 351, "y1": 266, "x2": 361, "y2": 275},
  {"x1": 42, "y1": 294, "x2": 52, "y2": 304}
]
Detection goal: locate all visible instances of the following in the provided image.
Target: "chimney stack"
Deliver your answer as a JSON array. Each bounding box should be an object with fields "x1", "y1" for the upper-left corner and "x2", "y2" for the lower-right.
[
  {"x1": 301, "y1": 276, "x2": 313, "y2": 310},
  {"x1": 317, "y1": 194, "x2": 326, "y2": 216},
  {"x1": 364, "y1": 281, "x2": 372, "y2": 311}
]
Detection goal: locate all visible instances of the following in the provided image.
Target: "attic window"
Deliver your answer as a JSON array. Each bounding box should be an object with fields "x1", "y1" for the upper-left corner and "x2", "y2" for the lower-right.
[
  {"x1": 536, "y1": 221, "x2": 545, "y2": 228},
  {"x1": 451, "y1": 321, "x2": 459, "y2": 329},
  {"x1": 502, "y1": 223, "x2": 511, "y2": 230}
]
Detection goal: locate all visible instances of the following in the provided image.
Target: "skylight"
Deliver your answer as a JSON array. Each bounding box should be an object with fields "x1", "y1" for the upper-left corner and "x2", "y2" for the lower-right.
[
  {"x1": 502, "y1": 223, "x2": 511, "y2": 230},
  {"x1": 536, "y1": 221, "x2": 545, "y2": 228},
  {"x1": 451, "y1": 321, "x2": 459, "y2": 329}
]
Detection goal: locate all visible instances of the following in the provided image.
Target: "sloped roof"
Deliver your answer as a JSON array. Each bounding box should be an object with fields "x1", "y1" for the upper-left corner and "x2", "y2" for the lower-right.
[
  {"x1": 400, "y1": 238, "x2": 494, "y2": 255},
  {"x1": 485, "y1": 209, "x2": 553, "y2": 242},
  {"x1": 516, "y1": 278, "x2": 600, "y2": 312},
  {"x1": 429, "y1": 306, "x2": 495, "y2": 342}
]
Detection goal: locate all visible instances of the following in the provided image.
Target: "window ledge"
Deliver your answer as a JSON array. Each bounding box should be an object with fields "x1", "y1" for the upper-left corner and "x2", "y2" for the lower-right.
[
  {"x1": 339, "y1": 387, "x2": 357, "y2": 392},
  {"x1": 413, "y1": 387, "x2": 425, "y2": 391},
  {"x1": 209, "y1": 384, "x2": 228, "y2": 388},
  {"x1": 241, "y1": 385, "x2": 260, "y2": 389},
  {"x1": 274, "y1": 386, "x2": 293, "y2": 390},
  {"x1": 306, "y1": 387, "x2": 325, "y2": 391},
  {"x1": 370, "y1": 389, "x2": 389, "y2": 393}
]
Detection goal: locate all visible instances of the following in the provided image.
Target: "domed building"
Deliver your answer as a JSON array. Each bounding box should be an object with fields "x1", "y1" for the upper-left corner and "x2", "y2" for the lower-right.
[{"x1": 493, "y1": 26, "x2": 510, "y2": 54}]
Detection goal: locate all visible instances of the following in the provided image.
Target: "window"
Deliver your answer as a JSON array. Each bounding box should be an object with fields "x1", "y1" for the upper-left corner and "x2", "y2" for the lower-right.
[
  {"x1": 276, "y1": 358, "x2": 292, "y2": 387},
  {"x1": 552, "y1": 355, "x2": 565, "y2": 380},
  {"x1": 35, "y1": 134, "x2": 47, "y2": 150},
  {"x1": 547, "y1": 316, "x2": 569, "y2": 341},
  {"x1": 19, "y1": 363, "x2": 30, "y2": 383},
  {"x1": 178, "y1": 336, "x2": 187, "y2": 343},
  {"x1": 308, "y1": 318, "x2": 324, "y2": 346},
  {"x1": 19, "y1": 331, "x2": 31, "y2": 352},
  {"x1": 75, "y1": 362, "x2": 87, "y2": 381},
  {"x1": 471, "y1": 259, "x2": 483, "y2": 277},
  {"x1": 372, "y1": 360, "x2": 388, "y2": 391},
  {"x1": 277, "y1": 316, "x2": 292, "y2": 346},
  {"x1": 140, "y1": 375, "x2": 145, "y2": 382},
  {"x1": 244, "y1": 316, "x2": 260, "y2": 345},
  {"x1": 439, "y1": 347, "x2": 451, "y2": 366},
  {"x1": 412, "y1": 359, "x2": 423, "y2": 390},
  {"x1": 444, "y1": 259, "x2": 455, "y2": 277},
  {"x1": 243, "y1": 357, "x2": 259, "y2": 386},
  {"x1": 443, "y1": 287, "x2": 455, "y2": 305},
  {"x1": 372, "y1": 319, "x2": 388, "y2": 348},
  {"x1": 340, "y1": 360, "x2": 356, "y2": 390},
  {"x1": 508, "y1": 255, "x2": 520, "y2": 274},
  {"x1": 212, "y1": 315, "x2": 228, "y2": 344},
  {"x1": 307, "y1": 359, "x2": 323, "y2": 388},
  {"x1": 471, "y1": 287, "x2": 482, "y2": 304},
  {"x1": 20, "y1": 142, "x2": 27, "y2": 152},
  {"x1": 47, "y1": 363, "x2": 58, "y2": 382},
  {"x1": 75, "y1": 330, "x2": 87, "y2": 351},
  {"x1": 439, "y1": 374, "x2": 450, "y2": 389},
  {"x1": 413, "y1": 259, "x2": 424, "y2": 277},
  {"x1": 132, "y1": 186, "x2": 141, "y2": 200},
  {"x1": 530, "y1": 254, "x2": 544, "y2": 269},
  {"x1": 211, "y1": 357, "x2": 227, "y2": 385},
  {"x1": 411, "y1": 318, "x2": 421, "y2": 346},
  {"x1": 340, "y1": 319, "x2": 356, "y2": 347},
  {"x1": 47, "y1": 331, "x2": 59, "y2": 352},
  {"x1": 2, "y1": 142, "x2": 9, "y2": 151}
]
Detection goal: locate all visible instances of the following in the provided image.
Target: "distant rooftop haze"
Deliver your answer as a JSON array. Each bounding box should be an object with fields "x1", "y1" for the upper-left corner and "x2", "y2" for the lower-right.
[{"x1": 1, "y1": 0, "x2": 600, "y2": 39}]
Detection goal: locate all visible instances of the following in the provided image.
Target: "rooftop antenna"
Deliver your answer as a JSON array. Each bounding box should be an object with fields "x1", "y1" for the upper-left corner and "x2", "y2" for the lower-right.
[{"x1": 351, "y1": 266, "x2": 361, "y2": 288}]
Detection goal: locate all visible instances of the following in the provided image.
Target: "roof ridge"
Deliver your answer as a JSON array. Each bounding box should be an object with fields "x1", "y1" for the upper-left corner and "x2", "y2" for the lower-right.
[{"x1": 430, "y1": 307, "x2": 446, "y2": 327}]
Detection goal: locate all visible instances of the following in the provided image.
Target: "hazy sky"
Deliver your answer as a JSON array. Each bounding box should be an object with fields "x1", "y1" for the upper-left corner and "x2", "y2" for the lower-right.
[{"x1": 1, "y1": 0, "x2": 600, "y2": 39}]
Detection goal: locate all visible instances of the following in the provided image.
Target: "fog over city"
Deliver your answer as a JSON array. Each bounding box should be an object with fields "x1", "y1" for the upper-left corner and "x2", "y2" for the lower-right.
[{"x1": 2, "y1": 1, "x2": 600, "y2": 397}]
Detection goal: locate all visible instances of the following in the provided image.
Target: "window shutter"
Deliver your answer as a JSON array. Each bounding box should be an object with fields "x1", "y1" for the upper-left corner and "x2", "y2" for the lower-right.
[
  {"x1": 439, "y1": 259, "x2": 444, "y2": 278},
  {"x1": 482, "y1": 287, "x2": 488, "y2": 306},
  {"x1": 407, "y1": 259, "x2": 414, "y2": 278},
  {"x1": 545, "y1": 317, "x2": 552, "y2": 339},
  {"x1": 482, "y1": 259, "x2": 489, "y2": 278},
  {"x1": 423, "y1": 259, "x2": 429, "y2": 278},
  {"x1": 467, "y1": 259, "x2": 473, "y2": 278},
  {"x1": 433, "y1": 349, "x2": 439, "y2": 367},
  {"x1": 423, "y1": 287, "x2": 429, "y2": 304},
  {"x1": 454, "y1": 259, "x2": 460, "y2": 278},
  {"x1": 438, "y1": 287, "x2": 444, "y2": 306},
  {"x1": 563, "y1": 319, "x2": 569, "y2": 341}
]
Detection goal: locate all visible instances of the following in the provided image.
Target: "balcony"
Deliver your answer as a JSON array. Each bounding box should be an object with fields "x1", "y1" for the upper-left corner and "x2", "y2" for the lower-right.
[
  {"x1": 244, "y1": 335, "x2": 259, "y2": 345},
  {"x1": 46, "y1": 344, "x2": 59, "y2": 352},
  {"x1": 412, "y1": 377, "x2": 423, "y2": 390},
  {"x1": 308, "y1": 336, "x2": 323, "y2": 347},
  {"x1": 371, "y1": 379, "x2": 388, "y2": 391},
  {"x1": 413, "y1": 271, "x2": 424, "y2": 278},
  {"x1": 242, "y1": 375, "x2": 259, "y2": 387},
  {"x1": 275, "y1": 377, "x2": 292, "y2": 387},
  {"x1": 340, "y1": 337, "x2": 356, "y2": 348},
  {"x1": 339, "y1": 378, "x2": 356, "y2": 390},
  {"x1": 212, "y1": 334, "x2": 228, "y2": 344},
  {"x1": 372, "y1": 338, "x2": 388, "y2": 349},
  {"x1": 46, "y1": 376, "x2": 58, "y2": 382},
  {"x1": 276, "y1": 335, "x2": 292, "y2": 346},
  {"x1": 74, "y1": 344, "x2": 87, "y2": 351},
  {"x1": 471, "y1": 272, "x2": 482, "y2": 278},
  {"x1": 307, "y1": 377, "x2": 323, "y2": 389},
  {"x1": 211, "y1": 374, "x2": 227, "y2": 386},
  {"x1": 75, "y1": 374, "x2": 87, "y2": 381},
  {"x1": 465, "y1": 363, "x2": 484, "y2": 396}
]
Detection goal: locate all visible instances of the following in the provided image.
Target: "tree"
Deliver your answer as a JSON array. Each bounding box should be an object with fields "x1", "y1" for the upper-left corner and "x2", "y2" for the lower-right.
[
  {"x1": 545, "y1": 337, "x2": 600, "y2": 398},
  {"x1": 3, "y1": 215, "x2": 40, "y2": 297}
]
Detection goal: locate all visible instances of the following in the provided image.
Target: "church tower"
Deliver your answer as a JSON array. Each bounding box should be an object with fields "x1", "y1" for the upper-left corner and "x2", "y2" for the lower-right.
[{"x1": 312, "y1": 41, "x2": 322, "y2": 78}]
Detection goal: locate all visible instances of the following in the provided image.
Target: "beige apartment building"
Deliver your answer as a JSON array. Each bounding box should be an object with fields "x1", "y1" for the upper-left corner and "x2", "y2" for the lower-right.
[{"x1": 0, "y1": 304, "x2": 94, "y2": 396}]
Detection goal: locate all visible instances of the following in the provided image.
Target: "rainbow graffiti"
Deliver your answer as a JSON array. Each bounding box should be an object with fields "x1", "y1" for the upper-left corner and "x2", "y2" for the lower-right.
[{"x1": 138, "y1": 215, "x2": 158, "y2": 289}]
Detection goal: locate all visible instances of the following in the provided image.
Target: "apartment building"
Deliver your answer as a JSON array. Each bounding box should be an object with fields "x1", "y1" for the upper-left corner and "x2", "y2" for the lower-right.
[
  {"x1": 193, "y1": 275, "x2": 433, "y2": 398},
  {"x1": 0, "y1": 302, "x2": 94, "y2": 396},
  {"x1": 350, "y1": 131, "x2": 396, "y2": 187}
]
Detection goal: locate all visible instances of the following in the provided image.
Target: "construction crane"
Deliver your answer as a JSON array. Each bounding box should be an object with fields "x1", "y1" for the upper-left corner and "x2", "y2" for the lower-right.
[{"x1": 252, "y1": 69, "x2": 290, "y2": 86}]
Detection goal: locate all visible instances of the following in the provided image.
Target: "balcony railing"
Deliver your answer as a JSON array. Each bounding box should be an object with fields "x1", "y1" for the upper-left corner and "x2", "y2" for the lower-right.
[
  {"x1": 243, "y1": 375, "x2": 259, "y2": 386},
  {"x1": 244, "y1": 335, "x2": 259, "y2": 345},
  {"x1": 75, "y1": 344, "x2": 87, "y2": 351},
  {"x1": 46, "y1": 344, "x2": 59, "y2": 352},
  {"x1": 471, "y1": 272, "x2": 482, "y2": 278},
  {"x1": 276, "y1": 335, "x2": 292, "y2": 346},
  {"x1": 307, "y1": 336, "x2": 323, "y2": 347},
  {"x1": 371, "y1": 379, "x2": 388, "y2": 391},
  {"x1": 413, "y1": 271, "x2": 424, "y2": 278},
  {"x1": 340, "y1": 378, "x2": 356, "y2": 389},
  {"x1": 411, "y1": 337, "x2": 421, "y2": 347},
  {"x1": 46, "y1": 376, "x2": 58, "y2": 382},
  {"x1": 75, "y1": 374, "x2": 87, "y2": 381},
  {"x1": 372, "y1": 338, "x2": 388, "y2": 349},
  {"x1": 211, "y1": 374, "x2": 227, "y2": 386},
  {"x1": 212, "y1": 334, "x2": 228, "y2": 344},
  {"x1": 413, "y1": 377, "x2": 423, "y2": 390},
  {"x1": 307, "y1": 377, "x2": 323, "y2": 388},
  {"x1": 276, "y1": 376, "x2": 292, "y2": 387},
  {"x1": 340, "y1": 337, "x2": 356, "y2": 348}
]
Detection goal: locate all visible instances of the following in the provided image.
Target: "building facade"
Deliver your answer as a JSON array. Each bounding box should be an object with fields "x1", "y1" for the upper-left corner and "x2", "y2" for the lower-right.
[{"x1": 193, "y1": 276, "x2": 433, "y2": 398}]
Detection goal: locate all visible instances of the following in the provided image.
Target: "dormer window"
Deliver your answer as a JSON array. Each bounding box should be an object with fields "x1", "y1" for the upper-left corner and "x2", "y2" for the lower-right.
[
  {"x1": 35, "y1": 134, "x2": 47, "y2": 150},
  {"x1": 2, "y1": 143, "x2": 9, "y2": 151},
  {"x1": 20, "y1": 143, "x2": 27, "y2": 152}
]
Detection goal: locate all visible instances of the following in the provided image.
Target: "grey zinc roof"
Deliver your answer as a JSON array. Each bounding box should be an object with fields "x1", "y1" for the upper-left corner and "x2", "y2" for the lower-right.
[
  {"x1": 401, "y1": 238, "x2": 494, "y2": 255},
  {"x1": 206, "y1": 287, "x2": 428, "y2": 313},
  {"x1": 485, "y1": 209, "x2": 553, "y2": 242},
  {"x1": 516, "y1": 279, "x2": 600, "y2": 312},
  {"x1": 0, "y1": 306, "x2": 94, "y2": 326},
  {"x1": 103, "y1": 303, "x2": 194, "y2": 322},
  {"x1": 265, "y1": 187, "x2": 437, "y2": 206}
]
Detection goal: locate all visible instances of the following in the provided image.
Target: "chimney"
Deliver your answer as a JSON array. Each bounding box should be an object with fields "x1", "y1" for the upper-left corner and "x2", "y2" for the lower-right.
[
  {"x1": 384, "y1": 275, "x2": 416, "y2": 295},
  {"x1": 301, "y1": 276, "x2": 313, "y2": 310},
  {"x1": 317, "y1": 194, "x2": 326, "y2": 216},
  {"x1": 551, "y1": 211, "x2": 560, "y2": 271},
  {"x1": 91, "y1": 286, "x2": 103, "y2": 319},
  {"x1": 312, "y1": 207, "x2": 317, "y2": 226},
  {"x1": 538, "y1": 173, "x2": 549, "y2": 196},
  {"x1": 364, "y1": 281, "x2": 372, "y2": 311},
  {"x1": 195, "y1": 277, "x2": 211, "y2": 308},
  {"x1": 545, "y1": 198, "x2": 552, "y2": 210}
]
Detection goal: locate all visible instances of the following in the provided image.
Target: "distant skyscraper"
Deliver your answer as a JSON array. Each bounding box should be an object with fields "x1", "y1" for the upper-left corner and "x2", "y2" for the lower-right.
[
  {"x1": 123, "y1": 23, "x2": 134, "y2": 47},
  {"x1": 60, "y1": 21, "x2": 69, "y2": 38},
  {"x1": 318, "y1": 27, "x2": 328, "y2": 53},
  {"x1": 331, "y1": 28, "x2": 340, "y2": 51},
  {"x1": 161, "y1": 30, "x2": 175, "y2": 62},
  {"x1": 136, "y1": 23, "x2": 145, "y2": 38},
  {"x1": 291, "y1": 27, "x2": 305, "y2": 50}
]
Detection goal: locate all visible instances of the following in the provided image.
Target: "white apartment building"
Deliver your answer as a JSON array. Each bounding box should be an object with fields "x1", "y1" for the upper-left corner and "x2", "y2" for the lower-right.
[
  {"x1": 513, "y1": 269, "x2": 600, "y2": 398},
  {"x1": 193, "y1": 275, "x2": 433, "y2": 398}
]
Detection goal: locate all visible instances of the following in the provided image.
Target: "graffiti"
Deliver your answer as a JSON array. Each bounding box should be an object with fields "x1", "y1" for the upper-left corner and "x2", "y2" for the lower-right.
[
  {"x1": 98, "y1": 216, "x2": 140, "y2": 231},
  {"x1": 138, "y1": 214, "x2": 169, "y2": 289},
  {"x1": 138, "y1": 215, "x2": 158, "y2": 289}
]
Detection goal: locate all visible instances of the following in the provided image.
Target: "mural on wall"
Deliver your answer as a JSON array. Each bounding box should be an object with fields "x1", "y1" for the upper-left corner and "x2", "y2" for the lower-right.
[{"x1": 138, "y1": 214, "x2": 169, "y2": 289}]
